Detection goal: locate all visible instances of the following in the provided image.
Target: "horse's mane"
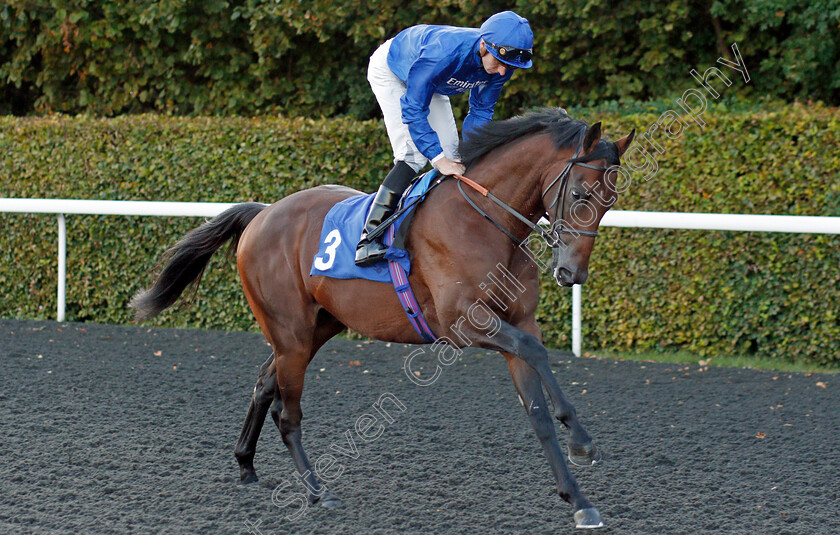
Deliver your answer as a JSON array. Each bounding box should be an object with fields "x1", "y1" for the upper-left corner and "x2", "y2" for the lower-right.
[{"x1": 461, "y1": 107, "x2": 619, "y2": 168}]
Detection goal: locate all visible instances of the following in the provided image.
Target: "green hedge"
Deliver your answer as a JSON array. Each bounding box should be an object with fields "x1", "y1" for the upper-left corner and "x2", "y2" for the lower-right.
[
  {"x1": 0, "y1": 114, "x2": 390, "y2": 331},
  {"x1": 1, "y1": 1, "x2": 839, "y2": 116},
  {"x1": 2, "y1": 106, "x2": 839, "y2": 366}
]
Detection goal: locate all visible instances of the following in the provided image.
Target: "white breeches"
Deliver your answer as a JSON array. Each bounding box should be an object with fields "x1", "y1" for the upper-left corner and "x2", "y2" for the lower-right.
[{"x1": 367, "y1": 39, "x2": 460, "y2": 172}]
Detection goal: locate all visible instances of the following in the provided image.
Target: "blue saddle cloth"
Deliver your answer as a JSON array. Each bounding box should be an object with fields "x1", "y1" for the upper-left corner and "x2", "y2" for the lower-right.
[{"x1": 310, "y1": 170, "x2": 438, "y2": 283}]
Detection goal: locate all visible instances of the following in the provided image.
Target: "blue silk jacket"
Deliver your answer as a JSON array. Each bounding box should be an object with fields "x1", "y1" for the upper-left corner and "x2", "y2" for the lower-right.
[{"x1": 387, "y1": 25, "x2": 514, "y2": 160}]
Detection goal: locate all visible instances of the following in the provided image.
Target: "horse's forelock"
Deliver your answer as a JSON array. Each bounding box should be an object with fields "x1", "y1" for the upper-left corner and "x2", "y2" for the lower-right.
[{"x1": 570, "y1": 139, "x2": 620, "y2": 168}]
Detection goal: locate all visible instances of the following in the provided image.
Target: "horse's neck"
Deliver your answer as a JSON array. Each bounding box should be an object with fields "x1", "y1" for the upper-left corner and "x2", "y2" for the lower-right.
[{"x1": 468, "y1": 135, "x2": 559, "y2": 224}]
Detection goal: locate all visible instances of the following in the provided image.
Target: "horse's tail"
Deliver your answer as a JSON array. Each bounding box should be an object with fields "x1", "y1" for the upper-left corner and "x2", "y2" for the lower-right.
[{"x1": 131, "y1": 202, "x2": 266, "y2": 322}]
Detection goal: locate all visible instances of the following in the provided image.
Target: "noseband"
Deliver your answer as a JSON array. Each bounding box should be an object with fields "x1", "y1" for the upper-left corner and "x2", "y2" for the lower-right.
[{"x1": 456, "y1": 137, "x2": 610, "y2": 248}]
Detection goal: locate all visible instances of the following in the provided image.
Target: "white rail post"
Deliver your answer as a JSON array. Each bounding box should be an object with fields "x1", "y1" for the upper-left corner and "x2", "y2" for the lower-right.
[
  {"x1": 57, "y1": 213, "x2": 66, "y2": 322},
  {"x1": 572, "y1": 283, "x2": 582, "y2": 356}
]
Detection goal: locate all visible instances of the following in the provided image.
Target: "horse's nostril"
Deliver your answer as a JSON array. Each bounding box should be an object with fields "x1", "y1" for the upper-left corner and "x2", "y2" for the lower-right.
[
  {"x1": 554, "y1": 267, "x2": 587, "y2": 286},
  {"x1": 555, "y1": 267, "x2": 573, "y2": 284}
]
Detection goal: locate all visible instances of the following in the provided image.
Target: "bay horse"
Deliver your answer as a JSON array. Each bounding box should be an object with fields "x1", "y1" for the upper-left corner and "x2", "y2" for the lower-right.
[{"x1": 131, "y1": 108, "x2": 634, "y2": 529}]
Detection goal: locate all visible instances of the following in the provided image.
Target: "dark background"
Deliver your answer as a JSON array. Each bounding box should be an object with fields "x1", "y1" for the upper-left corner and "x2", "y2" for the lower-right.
[{"x1": 2, "y1": 0, "x2": 838, "y2": 117}]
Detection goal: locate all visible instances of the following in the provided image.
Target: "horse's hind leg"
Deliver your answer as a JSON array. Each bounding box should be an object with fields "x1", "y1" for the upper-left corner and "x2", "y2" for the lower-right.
[
  {"x1": 271, "y1": 353, "x2": 341, "y2": 507},
  {"x1": 234, "y1": 353, "x2": 277, "y2": 484},
  {"x1": 266, "y1": 318, "x2": 344, "y2": 508}
]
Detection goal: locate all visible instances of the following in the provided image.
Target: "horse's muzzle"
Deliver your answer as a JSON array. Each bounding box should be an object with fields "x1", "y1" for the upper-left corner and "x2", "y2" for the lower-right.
[{"x1": 553, "y1": 266, "x2": 588, "y2": 287}]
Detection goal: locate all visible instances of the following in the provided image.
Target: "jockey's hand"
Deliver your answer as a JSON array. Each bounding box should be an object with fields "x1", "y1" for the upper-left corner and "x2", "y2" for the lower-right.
[{"x1": 433, "y1": 157, "x2": 466, "y2": 176}]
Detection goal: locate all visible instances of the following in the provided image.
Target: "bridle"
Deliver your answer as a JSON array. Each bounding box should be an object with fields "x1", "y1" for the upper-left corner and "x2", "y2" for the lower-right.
[
  {"x1": 542, "y1": 139, "x2": 609, "y2": 240},
  {"x1": 456, "y1": 137, "x2": 610, "y2": 248}
]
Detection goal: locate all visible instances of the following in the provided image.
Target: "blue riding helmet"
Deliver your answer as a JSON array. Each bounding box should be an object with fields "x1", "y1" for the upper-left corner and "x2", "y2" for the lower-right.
[{"x1": 479, "y1": 11, "x2": 534, "y2": 69}]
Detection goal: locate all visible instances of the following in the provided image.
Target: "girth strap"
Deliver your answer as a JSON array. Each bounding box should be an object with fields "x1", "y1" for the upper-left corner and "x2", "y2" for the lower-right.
[{"x1": 384, "y1": 225, "x2": 437, "y2": 342}]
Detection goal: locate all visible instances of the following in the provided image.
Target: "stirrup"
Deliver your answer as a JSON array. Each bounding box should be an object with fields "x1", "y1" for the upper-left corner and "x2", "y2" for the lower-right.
[{"x1": 355, "y1": 238, "x2": 389, "y2": 266}]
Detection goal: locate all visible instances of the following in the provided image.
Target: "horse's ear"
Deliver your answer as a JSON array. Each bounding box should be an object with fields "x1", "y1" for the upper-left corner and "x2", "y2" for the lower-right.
[
  {"x1": 614, "y1": 129, "x2": 636, "y2": 158},
  {"x1": 582, "y1": 122, "x2": 601, "y2": 153}
]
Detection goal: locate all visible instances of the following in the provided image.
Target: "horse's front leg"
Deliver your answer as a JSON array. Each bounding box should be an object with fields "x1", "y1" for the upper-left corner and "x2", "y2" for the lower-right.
[
  {"x1": 483, "y1": 320, "x2": 601, "y2": 466},
  {"x1": 456, "y1": 315, "x2": 602, "y2": 527},
  {"x1": 503, "y1": 352, "x2": 603, "y2": 529}
]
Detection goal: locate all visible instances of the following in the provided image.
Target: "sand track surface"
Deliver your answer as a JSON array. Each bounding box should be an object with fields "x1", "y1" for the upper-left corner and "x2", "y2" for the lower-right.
[{"x1": 1, "y1": 319, "x2": 837, "y2": 534}]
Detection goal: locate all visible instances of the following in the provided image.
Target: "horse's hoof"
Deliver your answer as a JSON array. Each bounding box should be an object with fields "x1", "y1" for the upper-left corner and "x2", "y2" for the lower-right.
[
  {"x1": 568, "y1": 442, "x2": 602, "y2": 467},
  {"x1": 574, "y1": 507, "x2": 604, "y2": 529},
  {"x1": 239, "y1": 468, "x2": 259, "y2": 485},
  {"x1": 316, "y1": 490, "x2": 342, "y2": 508}
]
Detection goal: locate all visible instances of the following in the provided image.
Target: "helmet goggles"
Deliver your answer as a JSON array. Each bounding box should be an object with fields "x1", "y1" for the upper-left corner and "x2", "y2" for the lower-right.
[{"x1": 485, "y1": 41, "x2": 533, "y2": 66}]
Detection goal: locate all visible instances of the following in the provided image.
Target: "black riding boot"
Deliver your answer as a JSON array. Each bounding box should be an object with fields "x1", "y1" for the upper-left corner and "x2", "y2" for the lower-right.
[{"x1": 355, "y1": 161, "x2": 416, "y2": 266}]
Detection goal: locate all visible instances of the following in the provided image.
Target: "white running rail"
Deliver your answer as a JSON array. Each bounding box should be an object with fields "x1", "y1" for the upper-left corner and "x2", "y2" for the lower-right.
[
  {"x1": 3, "y1": 198, "x2": 840, "y2": 354},
  {"x1": 0, "y1": 199, "x2": 237, "y2": 322}
]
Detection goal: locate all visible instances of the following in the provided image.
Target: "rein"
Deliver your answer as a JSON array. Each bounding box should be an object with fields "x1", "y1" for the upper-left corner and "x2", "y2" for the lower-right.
[
  {"x1": 455, "y1": 175, "x2": 553, "y2": 246},
  {"x1": 455, "y1": 139, "x2": 609, "y2": 247}
]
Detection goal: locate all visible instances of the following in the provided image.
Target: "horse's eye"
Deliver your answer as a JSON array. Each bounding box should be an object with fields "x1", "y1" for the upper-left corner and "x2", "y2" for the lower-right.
[{"x1": 572, "y1": 190, "x2": 582, "y2": 200}]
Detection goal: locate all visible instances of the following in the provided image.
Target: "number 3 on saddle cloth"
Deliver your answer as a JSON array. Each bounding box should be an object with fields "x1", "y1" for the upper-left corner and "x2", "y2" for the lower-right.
[{"x1": 310, "y1": 170, "x2": 441, "y2": 342}]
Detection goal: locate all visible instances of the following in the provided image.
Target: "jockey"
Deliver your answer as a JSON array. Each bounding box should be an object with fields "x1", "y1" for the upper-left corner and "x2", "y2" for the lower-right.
[{"x1": 355, "y1": 11, "x2": 534, "y2": 266}]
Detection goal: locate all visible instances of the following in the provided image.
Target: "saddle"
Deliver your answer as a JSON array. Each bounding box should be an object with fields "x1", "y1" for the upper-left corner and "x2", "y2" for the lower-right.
[
  {"x1": 310, "y1": 170, "x2": 443, "y2": 341},
  {"x1": 310, "y1": 170, "x2": 442, "y2": 282}
]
